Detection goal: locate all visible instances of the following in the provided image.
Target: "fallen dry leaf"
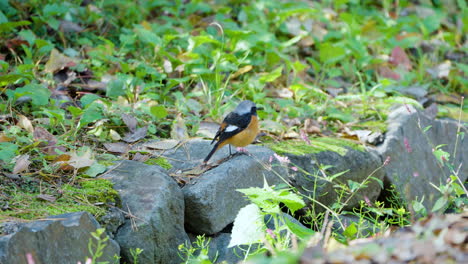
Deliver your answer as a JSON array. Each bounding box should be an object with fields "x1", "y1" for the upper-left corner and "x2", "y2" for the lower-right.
[
  {"x1": 68, "y1": 149, "x2": 94, "y2": 169},
  {"x1": 171, "y1": 114, "x2": 189, "y2": 140},
  {"x1": 121, "y1": 113, "x2": 138, "y2": 133},
  {"x1": 109, "y1": 129, "x2": 122, "y2": 141},
  {"x1": 53, "y1": 154, "x2": 73, "y2": 171},
  {"x1": 0, "y1": 134, "x2": 14, "y2": 142},
  {"x1": 103, "y1": 142, "x2": 130, "y2": 153},
  {"x1": 143, "y1": 139, "x2": 179, "y2": 150},
  {"x1": 377, "y1": 65, "x2": 400, "y2": 80},
  {"x1": 131, "y1": 152, "x2": 150, "y2": 162},
  {"x1": 427, "y1": 61, "x2": 451, "y2": 79},
  {"x1": 36, "y1": 194, "x2": 56, "y2": 202},
  {"x1": 123, "y1": 126, "x2": 147, "y2": 143},
  {"x1": 12, "y1": 154, "x2": 31, "y2": 174},
  {"x1": 44, "y1": 49, "x2": 77, "y2": 73},
  {"x1": 17, "y1": 114, "x2": 34, "y2": 133},
  {"x1": 389, "y1": 46, "x2": 412, "y2": 70}
]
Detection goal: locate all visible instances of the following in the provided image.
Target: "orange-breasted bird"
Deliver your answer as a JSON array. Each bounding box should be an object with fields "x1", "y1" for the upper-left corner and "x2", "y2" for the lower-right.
[{"x1": 203, "y1": 100, "x2": 259, "y2": 163}]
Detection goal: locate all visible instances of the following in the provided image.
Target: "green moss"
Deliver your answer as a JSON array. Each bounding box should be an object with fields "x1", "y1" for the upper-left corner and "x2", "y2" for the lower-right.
[
  {"x1": 352, "y1": 120, "x2": 388, "y2": 133},
  {"x1": 0, "y1": 178, "x2": 118, "y2": 222},
  {"x1": 144, "y1": 157, "x2": 173, "y2": 169},
  {"x1": 268, "y1": 137, "x2": 365, "y2": 156}
]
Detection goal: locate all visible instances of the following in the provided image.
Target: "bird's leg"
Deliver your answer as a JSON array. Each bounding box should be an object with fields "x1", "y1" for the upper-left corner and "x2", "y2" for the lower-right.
[{"x1": 229, "y1": 145, "x2": 232, "y2": 155}]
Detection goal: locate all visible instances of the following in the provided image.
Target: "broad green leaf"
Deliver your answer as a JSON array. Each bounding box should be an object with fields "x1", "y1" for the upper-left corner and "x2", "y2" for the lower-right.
[
  {"x1": 6, "y1": 83, "x2": 51, "y2": 106},
  {"x1": 0, "y1": 142, "x2": 18, "y2": 163},
  {"x1": 283, "y1": 215, "x2": 315, "y2": 239},
  {"x1": 431, "y1": 196, "x2": 447, "y2": 212},
  {"x1": 78, "y1": 102, "x2": 104, "y2": 129},
  {"x1": 150, "y1": 105, "x2": 168, "y2": 119},
  {"x1": 80, "y1": 94, "x2": 101, "y2": 107},
  {"x1": 0, "y1": 21, "x2": 30, "y2": 33},
  {"x1": 259, "y1": 66, "x2": 283, "y2": 83},
  {"x1": 83, "y1": 163, "x2": 107, "y2": 178},
  {"x1": 228, "y1": 204, "x2": 265, "y2": 248},
  {"x1": 319, "y1": 42, "x2": 347, "y2": 64},
  {"x1": 106, "y1": 78, "x2": 126, "y2": 99},
  {"x1": 343, "y1": 222, "x2": 358, "y2": 239}
]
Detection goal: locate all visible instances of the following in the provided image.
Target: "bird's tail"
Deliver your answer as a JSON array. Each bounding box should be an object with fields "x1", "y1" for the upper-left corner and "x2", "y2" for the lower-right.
[{"x1": 203, "y1": 142, "x2": 220, "y2": 163}]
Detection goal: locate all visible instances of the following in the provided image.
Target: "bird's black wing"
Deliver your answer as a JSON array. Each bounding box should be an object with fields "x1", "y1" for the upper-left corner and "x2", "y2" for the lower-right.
[{"x1": 211, "y1": 112, "x2": 251, "y2": 144}]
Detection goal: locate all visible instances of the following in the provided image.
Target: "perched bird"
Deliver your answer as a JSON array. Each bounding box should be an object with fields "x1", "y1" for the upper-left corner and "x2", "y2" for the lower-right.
[{"x1": 203, "y1": 100, "x2": 259, "y2": 163}]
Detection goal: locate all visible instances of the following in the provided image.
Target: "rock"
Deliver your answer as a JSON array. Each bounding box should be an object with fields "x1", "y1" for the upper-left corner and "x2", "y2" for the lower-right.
[
  {"x1": 285, "y1": 145, "x2": 384, "y2": 213},
  {"x1": 105, "y1": 160, "x2": 189, "y2": 264},
  {"x1": 377, "y1": 105, "x2": 468, "y2": 211},
  {"x1": 100, "y1": 207, "x2": 125, "y2": 239},
  {"x1": 187, "y1": 233, "x2": 249, "y2": 264},
  {"x1": 164, "y1": 139, "x2": 289, "y2": 235},
  {"x1": 0, "y1": 211, "x2": 119, "y2": 264}
]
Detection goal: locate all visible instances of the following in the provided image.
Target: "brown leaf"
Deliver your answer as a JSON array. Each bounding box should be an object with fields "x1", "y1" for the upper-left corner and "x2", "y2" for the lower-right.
[
  {"x1": 53, "y1": 154, "x2": 73, "y2": 171},
  {"x1": 33, "y1": 127, "x2": 57, "y2": 144},
  {"x1": 68, "y1": 149, "x2": 94, "y2": 169},
  {"x1": 377, "y1": 65, "x2": 400, "y2": 80},
  {"x1": 0, "y1": 134, "x2": 14, "y2": 142},
  {"x1": 36, "y1": 194, "x2": 56, "y2": 202},
  {"x1": 304, "y1": 118, "x2": 321, "y2": 134},
  {"x1": 143, "y1": 139, "x2": 179, "y2": 150},
  {"x1": 12, "y1": 155, "x2": 31, "y2": 174},
  {"x1": 44, "y1": 49, "x2": 77, "y2": 73},
  {"x1": 132, "y1": 153, "x2": 150, "y2": 162},
  {"x1": 389, "y1": 47, "x2": 412, "y2": 70},
  {"x1": 103, "y1": 142, "x2": 130, "y2": 153},
  {"x1": 59, "y1": 20, "x2": 84, "y2": 33},
  {"x1": 17, "y1": 114, "x2": 34, "y2": 133},
  {"x1": 123, "y1": 126, "x2": 147, "y2": 143},
  {"x1": 121, "y1": 113, "x2": 138, "y2": 133}
]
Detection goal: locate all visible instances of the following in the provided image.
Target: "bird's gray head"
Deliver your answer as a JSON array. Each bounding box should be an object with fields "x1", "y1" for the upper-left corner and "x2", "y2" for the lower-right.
[{"x1": 234, "y1": 100, "x2": 257, "y2": 115}]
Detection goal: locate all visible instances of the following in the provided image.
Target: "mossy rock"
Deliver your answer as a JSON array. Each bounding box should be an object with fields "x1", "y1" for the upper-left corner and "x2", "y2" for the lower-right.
[{"x1": 268, "y1": 137, "x2": 365, "y2": 156}]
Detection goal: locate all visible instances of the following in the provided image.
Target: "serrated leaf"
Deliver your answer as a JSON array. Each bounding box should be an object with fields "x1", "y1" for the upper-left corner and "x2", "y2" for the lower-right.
[{"x1": 228, "y1": 204, "x2": 265, "y2": 248}]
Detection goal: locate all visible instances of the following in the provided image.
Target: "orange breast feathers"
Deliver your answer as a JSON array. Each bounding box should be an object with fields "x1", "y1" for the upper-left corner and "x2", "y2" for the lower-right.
[{"x1": 221, "y1": 115, "x2": 259, "y2": 148}]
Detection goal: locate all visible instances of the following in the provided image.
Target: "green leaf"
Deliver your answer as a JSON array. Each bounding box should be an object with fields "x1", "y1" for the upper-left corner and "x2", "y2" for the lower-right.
[
  {"x1": 259, "y1": 66, "x2": 283, "y2": 83},
  {"x1": 150, "y1": 105, "x2": 168, "y2": 119},
  {"x1": 0, "y1": 142, "x2": 18, "y2": 163},
  {"x1": 6, "y1": 83, "x2": 51, "y2": 106},
  {"x1": 83, "y1": 163, "x2": 107, "y2": 178},
  {"x1": 0, "y1": 21, "x2": 30, "y2": 33},
  {"x1": 283, "y1": 215, "x2": 315, "y2": 239},
  {"x1": 319, "y1": 42, "x2": 347, "y2": 64},
  {"x1": 238, "y1": 183, "x2": 305, "y2": 214},
  {"x1": 431, "y1": 196, "x2": 447, "y2": 212},
  {"x1": 80, "y1": 94, "x2": 101, "y2": 107},
  {"x1": 78, "y1": 102, "x2": 103, "y2": 129},
  {"x1": 228, "y1": 204, "x2": 265, "y2": 248},
  {"x1": 343, "y1": 222, "x2": 358, "y2": 239},
  {"x1": 106, "y1": 78, "x2": 126, "y2": 99},
  {"x1": 412, "y1": 200, "x2": 427, "y2": 216}
]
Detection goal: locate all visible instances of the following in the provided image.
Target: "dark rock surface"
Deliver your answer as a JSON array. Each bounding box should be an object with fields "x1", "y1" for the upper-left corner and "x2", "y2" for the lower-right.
[
  {"x1": 377, "y1": 105, "x2": 468, "y2": 210},
  {"x1": 0, "y1": 211, "x2": 119, "y2": 264},
  {"x1": 286, "y1": 147, "x2": 384, "y2": 213},
  {"x1": 104, "y1": 160, "x2": 189, "y2": 264},
  {"x1": 165, "y1": 139, "x2": 289, "y2": 235}
]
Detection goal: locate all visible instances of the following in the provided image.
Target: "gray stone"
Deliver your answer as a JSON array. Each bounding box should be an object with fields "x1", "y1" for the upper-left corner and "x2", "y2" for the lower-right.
[
  {"x1": 187, "y1": 233, "x2": 248, "y2": 264},
  {"x1": 377, "y1": 105, "x2": 468, "y2": 210},
  {"x1": 165, "y1": 139, "x2": 289, "y2": 235},
  {"x1": 105, "y1": 160, "x2": 189, "y2": 264},
  {"x1": 100, "y1": 207, "x2": 125, "y2": 239},
  {"x1": 286, "y1": 146, "x2": 384, "y2": 213},
  {"x1": 0, "y1": 211, "x2": 119, "y2": 264}
]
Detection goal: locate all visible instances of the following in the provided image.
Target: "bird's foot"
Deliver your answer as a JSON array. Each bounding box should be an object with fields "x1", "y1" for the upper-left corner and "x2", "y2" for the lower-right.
[{"x1": 236, "y1": 147, "x2": 248, "y2": 153}]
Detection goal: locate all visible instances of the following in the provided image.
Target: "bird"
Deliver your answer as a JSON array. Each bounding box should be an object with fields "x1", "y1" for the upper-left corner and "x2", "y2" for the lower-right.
[{"x1": 203, "y1": 100, "x2": 259, "y2": 164}]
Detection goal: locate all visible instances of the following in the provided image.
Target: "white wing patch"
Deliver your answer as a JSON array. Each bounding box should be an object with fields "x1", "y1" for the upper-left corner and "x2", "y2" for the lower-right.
[{"x1": 225, "y1": 125, "x2": 239, "y2": 132}]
